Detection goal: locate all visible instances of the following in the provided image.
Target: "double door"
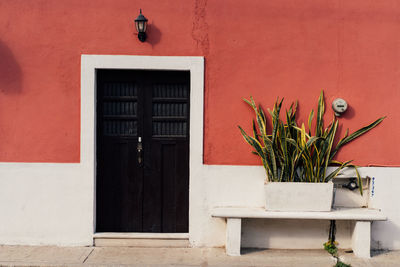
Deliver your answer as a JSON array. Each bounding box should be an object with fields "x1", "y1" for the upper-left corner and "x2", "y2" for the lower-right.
[{"x1": 96, "y1": 69, "x2": 189, "y2": 233}]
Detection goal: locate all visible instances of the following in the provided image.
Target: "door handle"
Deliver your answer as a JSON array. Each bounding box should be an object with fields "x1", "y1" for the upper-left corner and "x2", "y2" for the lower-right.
[{"x1": 137, "y1": 136, "x2": 143, "y2": 166}]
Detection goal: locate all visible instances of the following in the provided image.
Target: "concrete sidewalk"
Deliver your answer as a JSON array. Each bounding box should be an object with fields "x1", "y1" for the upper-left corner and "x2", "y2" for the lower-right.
[{"x1": 0, "y1": 246, "x2": 398, "y2": 267}]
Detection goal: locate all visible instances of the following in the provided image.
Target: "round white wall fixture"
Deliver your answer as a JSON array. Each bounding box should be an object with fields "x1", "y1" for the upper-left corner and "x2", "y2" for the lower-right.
[{"x1": 332, "y1": 98, "x2": 348, "y2": 116}]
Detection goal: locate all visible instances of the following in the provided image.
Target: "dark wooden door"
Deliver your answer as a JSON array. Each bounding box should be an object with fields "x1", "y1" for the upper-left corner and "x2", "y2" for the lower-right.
[{"x1": 96, "y1": 69, "x2": 189, "y2": 233}]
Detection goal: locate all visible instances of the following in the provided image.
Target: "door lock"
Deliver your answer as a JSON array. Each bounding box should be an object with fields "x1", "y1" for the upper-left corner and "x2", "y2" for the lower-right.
[{"x1": 137, "y1": 136, "x2": 143, "y2": 166}]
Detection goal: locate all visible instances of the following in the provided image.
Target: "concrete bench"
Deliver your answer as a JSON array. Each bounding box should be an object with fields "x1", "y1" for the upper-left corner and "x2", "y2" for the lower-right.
[{"x1": 211, "y1": 207, "x2": 387, "y2": 258}]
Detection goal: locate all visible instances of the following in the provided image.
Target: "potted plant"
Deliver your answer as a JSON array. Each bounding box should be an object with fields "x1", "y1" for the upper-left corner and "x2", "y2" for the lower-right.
[{"x1": 238, "y1": 91, "x2": 384, "y2": 212}]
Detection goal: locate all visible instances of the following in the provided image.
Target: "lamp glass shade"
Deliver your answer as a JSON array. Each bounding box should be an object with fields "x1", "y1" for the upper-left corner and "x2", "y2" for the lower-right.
[{"x1": 135, "y1": 20, "x2": 147, "y2": 33}]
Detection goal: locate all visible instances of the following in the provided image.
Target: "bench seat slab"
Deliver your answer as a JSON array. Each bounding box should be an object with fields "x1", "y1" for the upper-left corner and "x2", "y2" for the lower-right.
[{"x1": 211, "y1": 207, "x2": 387, "y2": 221}]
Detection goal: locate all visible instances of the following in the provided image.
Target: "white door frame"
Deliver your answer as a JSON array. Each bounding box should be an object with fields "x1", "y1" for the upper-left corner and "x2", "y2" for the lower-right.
[{"x1": 81, "y1": 55, "x2": 204, "y2": 239}]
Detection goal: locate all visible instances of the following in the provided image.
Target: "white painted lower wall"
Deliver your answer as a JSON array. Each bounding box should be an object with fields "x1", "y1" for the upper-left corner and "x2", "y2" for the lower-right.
[
  {"x1": 189, "y1": 165, "x2": 400, "y2": 250},
  {"x1": 0, "y1": 163, "x2": 399, "y2": 250},
  {"x1": 0, "y1": 163, "x2": 93, "y2": 246}
]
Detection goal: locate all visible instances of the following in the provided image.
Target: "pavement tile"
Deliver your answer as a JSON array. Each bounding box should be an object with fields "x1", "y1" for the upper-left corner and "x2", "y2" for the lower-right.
[
  {"x1": 85, "y1": 247, "x2": 205, "y2": 266},
  {"x1": 0, "y1": 245, "x2": 92, "y2": 265}
]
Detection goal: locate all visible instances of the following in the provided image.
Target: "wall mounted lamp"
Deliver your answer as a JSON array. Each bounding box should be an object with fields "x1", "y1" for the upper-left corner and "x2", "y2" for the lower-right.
[{"x1": 135, "y1": 9, "x2": 148, "y2": 42}]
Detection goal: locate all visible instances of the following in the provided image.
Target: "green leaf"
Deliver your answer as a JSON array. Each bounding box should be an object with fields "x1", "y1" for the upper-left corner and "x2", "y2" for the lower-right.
[
  {"x1": 322, "y1": 120, "x2": 338, "y2": 181},
  {"x1": 308, "y1": 109, "x2": 314, "y2": 135},
  {"x1": 325, "y1": 160, "x2": 353, "y2": 182},
  {"x1": 316, "y1": 90, "x2": 325, "y2": 137},
  {"x1": 347, "y1": 164, "x2": 363, "y2": 196},
  {"x1": 332, "y1": 117, "x2": 385, "y2": 158},
  {"x1": 263, "y1": 137, "x2": 278, "y2": 180},
  {"x1": 271, "y1": 98, "x2": 283, "y2": 143},
  {"x1": 306, "y1": 136, "x2": 320, "y2": 148},
  {"x1": 252, "y1": 120, "x2": 259, "y2": 141}
]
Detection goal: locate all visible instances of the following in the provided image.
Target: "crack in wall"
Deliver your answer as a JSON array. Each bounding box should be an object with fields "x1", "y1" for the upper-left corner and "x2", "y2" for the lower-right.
[{"x1": 192, "y1": 0, "x2": 209, "y2": 55}]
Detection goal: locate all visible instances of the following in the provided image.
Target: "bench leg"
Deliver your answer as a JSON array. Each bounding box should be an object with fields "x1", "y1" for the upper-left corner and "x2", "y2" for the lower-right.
[
  {"x1": 352, "y1": 221, "x2": 371, "y2": 258},
  {"x1": 226, "y1": 218, "x2": 241, "y2": 256}
]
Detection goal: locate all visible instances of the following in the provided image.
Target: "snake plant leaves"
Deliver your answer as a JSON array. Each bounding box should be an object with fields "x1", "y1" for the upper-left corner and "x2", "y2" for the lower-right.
[
  {"x1": 238, "y1": 91, "x2": 384, "y2": 188},
  {"x1": 331, "y1": 116, "x2": 386, "y2": 159}
]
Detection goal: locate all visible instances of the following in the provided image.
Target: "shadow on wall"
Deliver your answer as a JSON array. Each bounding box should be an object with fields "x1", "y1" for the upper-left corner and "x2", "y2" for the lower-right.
[
  {"x1": 147, "y1": 22, "x2": 161, "y2": 47},
  {"x1": 340, "y1": 105, "x2": 355, "y2": 120},
  {"x1": 0, "y1": 41, "x2": 22, "y2": 94}
]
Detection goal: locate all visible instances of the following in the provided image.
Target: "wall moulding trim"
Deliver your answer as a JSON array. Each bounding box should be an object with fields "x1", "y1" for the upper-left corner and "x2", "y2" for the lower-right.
[{"x1": 80, "y1": 55, "x2": 205, "y2": 242}]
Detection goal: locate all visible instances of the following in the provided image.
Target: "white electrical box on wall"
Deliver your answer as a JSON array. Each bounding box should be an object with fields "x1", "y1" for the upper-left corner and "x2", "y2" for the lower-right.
[{"x1": 332, "y1": 98, "x2": 348, "y2": 116}]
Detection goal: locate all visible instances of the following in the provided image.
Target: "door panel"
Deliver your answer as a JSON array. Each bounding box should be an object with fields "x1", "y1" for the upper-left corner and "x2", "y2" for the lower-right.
[
  {"x1": 96, "y1": 69, "x2": 189, "y2": 233},
  {"x1": 96, "y1": 76, "x2": 141, "y2": 232}
]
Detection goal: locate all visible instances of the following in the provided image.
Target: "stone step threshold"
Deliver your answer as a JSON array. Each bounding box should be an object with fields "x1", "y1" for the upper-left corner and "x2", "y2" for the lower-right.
[{"x1": 93, "y1": 232, "x2": 189, "y2": 247}]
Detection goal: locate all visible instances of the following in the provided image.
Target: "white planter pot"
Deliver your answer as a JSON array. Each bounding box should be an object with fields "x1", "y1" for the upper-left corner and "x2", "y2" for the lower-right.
[{"x1": 264, "y1": 182, "x2": 333, "y2": 212}]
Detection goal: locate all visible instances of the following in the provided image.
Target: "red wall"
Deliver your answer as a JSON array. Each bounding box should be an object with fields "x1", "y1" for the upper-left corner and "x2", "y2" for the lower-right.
[{"x1": 0, "y1": 0, "x2": 398, "y2": 165}]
